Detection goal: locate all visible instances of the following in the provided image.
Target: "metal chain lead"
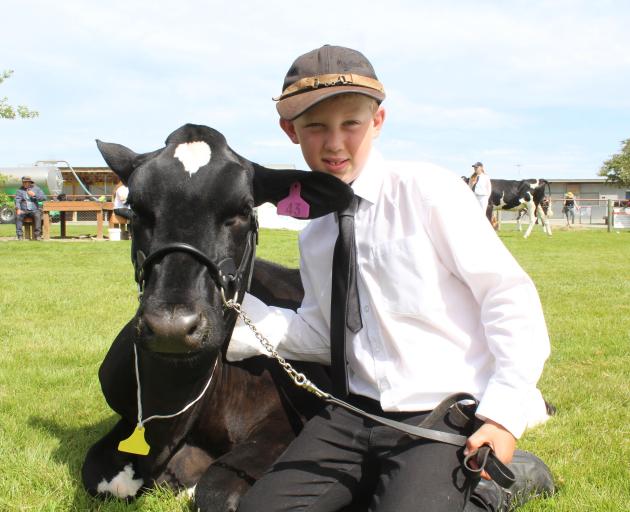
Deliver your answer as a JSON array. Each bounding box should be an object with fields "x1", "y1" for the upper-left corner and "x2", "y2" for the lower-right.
[{"x1": 221, "y1": 290, "x2": 331, "y2": 400}]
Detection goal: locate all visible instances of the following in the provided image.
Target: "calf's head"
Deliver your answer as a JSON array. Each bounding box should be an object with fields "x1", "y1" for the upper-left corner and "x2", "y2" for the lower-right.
[{"x1": 97, "y1": 124, "x2": 352, "y2": 355}]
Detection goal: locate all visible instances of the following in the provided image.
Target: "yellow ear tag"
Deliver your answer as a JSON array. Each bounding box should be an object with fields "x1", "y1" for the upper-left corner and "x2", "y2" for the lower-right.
[{"x1": 118, "y1": 425, "x2": 150, "y2": 456}]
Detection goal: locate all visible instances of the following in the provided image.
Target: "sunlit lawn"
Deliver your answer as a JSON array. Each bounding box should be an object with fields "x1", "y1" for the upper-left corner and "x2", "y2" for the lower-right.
[
  {"x1": 0, "y1": 227, "x2": 628, "y2": 511},
  {"x1": 0, "y1": 221, "x2": 112, "y2": 240}
]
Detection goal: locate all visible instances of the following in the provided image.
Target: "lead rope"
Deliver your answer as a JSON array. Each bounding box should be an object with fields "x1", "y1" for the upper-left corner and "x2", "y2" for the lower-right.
[
  {"x1": 133, "y1": 343, "x2": 219, "y2": 426},
  {"x1": 117, "y1": 344, "x2": 219, "y2": 456}
]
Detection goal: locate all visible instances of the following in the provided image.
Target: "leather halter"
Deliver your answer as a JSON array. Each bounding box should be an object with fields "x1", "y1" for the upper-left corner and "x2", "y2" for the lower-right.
[{"x1": 133, "y1": 213, "x2": 258, "y2": 303}]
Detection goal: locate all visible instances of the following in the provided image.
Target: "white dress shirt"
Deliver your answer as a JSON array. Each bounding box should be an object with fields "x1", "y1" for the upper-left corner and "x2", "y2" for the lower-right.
[
  {"x1": 228, "y1": 150, "x2": 550, "y2": 438},
  {"x1": 474, "y1": 173, "x2": 492, "y2": 197},
  {"x1": 114, "y1": 185, "x2": 129, "y2": 209}
]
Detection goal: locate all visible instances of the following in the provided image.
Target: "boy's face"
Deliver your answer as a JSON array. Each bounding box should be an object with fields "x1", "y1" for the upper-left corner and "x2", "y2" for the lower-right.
[{"x1": 280, "y1": 94, "x2": 385, "y2": 184}]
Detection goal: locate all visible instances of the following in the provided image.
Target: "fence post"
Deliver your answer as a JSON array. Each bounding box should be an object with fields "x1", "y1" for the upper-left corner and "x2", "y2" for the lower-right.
[{"x1": 607, "y1": 199, "x2": 614, "y2": 232}]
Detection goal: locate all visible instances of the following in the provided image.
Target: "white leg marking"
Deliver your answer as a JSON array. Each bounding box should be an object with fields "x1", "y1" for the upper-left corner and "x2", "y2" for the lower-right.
[
  {"x1": 174, "y1": 141, "x2": 211, "y2": 176},
  {"x1": 537, "y1": 204, "x2": 553, "y2": 236},
  {"x1": 516, "y1": 209, "x2": 525, "y2": 232},
  {"x1": 97, "y1": 463, "x2": 144, "y2": 498},
  {"x1": 523, "y1": 201, "x2": 536, "y2": 238}
]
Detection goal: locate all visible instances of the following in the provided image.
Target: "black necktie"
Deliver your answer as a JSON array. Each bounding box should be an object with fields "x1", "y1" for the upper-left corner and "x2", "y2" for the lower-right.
[{"x1": 330, "y1": 194, "x2": 363, "y2": 397}]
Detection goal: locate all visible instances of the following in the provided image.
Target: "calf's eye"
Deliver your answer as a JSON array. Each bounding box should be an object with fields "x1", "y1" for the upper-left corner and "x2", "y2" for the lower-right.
[{"x1": 224, "y1": 208, "x2": 251, "y2": 227}]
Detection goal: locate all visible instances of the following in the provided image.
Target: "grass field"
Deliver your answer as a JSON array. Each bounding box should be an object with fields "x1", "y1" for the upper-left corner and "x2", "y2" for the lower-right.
[
  {"x1": 1, "y1": 221, "x2": 119, "y2": 241},
  {"x1": 0, "y1": 226, "x2": 628, "y2": 511}
]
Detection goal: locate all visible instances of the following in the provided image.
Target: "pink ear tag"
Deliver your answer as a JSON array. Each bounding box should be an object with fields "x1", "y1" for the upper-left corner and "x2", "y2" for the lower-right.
[{"x1": 277, "y1": 182, "x2": 310, "y2": 219}]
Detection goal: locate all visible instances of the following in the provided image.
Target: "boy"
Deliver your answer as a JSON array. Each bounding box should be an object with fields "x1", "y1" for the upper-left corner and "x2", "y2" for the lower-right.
[{"x1": 227, "y1": 45, "x2": 553, "y2": 511}]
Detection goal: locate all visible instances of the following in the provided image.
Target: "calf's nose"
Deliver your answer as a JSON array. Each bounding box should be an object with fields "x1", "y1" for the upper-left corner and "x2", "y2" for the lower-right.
[{"x1": 141, "y1": 309, "x2": 206, "y2": 353}]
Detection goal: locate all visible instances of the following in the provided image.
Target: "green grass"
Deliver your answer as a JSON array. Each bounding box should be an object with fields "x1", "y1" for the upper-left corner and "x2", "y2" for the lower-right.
[
  {"x1": 0, "y1": 228, "x2": 628, "y2": 511},
  {"x1": 0, "y1": 221, "x2": 113, "y2": 240}
]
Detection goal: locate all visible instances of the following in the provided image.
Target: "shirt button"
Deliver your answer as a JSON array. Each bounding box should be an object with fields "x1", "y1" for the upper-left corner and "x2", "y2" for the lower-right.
[{"x1": 363, "y1": 305, "x2": 370, "y2": 313}]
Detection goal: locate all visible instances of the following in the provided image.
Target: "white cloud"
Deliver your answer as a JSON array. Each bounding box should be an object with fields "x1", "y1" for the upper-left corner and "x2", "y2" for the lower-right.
[{"x1": 386, "y1": 90, "x2": 515, "y2": 128}]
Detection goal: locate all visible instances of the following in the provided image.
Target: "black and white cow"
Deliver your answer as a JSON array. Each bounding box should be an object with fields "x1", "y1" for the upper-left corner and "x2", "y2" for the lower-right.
[
  {"x1": 81, "y1": 124, "x2": 354, "y2": 511},
  {"x1": 487, "y1": 179, "x2": 552, "y2": 238},
  {"x1": 463, "y1": 176, "x2": 553, "y2": 238}
]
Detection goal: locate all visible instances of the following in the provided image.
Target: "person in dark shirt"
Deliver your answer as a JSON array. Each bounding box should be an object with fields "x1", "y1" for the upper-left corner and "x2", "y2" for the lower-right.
[{"x1": 562, "y1": 192, "x2": 576, "y2": 226}]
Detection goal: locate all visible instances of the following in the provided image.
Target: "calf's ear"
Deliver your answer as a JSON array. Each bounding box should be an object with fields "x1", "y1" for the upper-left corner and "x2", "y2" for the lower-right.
[
  {"x1": 96, "y1": 140, "x2": 139, "y2": 184},
  {"x1": 252, "y1": 164, "x2": 353, "y2": 219}
]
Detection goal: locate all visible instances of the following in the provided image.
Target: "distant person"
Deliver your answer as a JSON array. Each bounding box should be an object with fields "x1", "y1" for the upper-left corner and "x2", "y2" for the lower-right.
[
  {"x1": 112, "y1": 181, "x2": 132, "y2": 220},
  {"x1": 14, "y1": 176, "x2": 46, "y2": 240},
  {"x1": 562, "y1": 192, "x2": 576, "y2": 226},
  {"x1": 469, "y1": 162, "x2": 492, "y2": 213}
]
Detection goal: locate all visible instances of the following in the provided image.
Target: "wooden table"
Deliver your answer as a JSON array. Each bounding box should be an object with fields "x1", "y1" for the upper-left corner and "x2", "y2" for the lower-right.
[{"x1": 42, "y1": 201, "x2": 113, "y2": 240}]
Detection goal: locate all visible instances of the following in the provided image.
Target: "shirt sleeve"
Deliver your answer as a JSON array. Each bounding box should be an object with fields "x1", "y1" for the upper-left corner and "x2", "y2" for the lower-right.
[
  {"x1": 227, "y1": 238, "x2": 332, "y2": 364},
  {"x1": 118, "y1": 187, "x2": 129, "y2": 203},
  {"x1": 421, "y1": 174, "x2": 550, "y2": 438},
  {"x1": 475, "y1": 175, "x2": 491, "y2": 196}
]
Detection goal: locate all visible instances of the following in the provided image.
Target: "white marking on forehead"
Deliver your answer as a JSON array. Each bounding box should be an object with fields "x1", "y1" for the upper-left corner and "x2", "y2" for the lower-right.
[
  {"x1": 174, "y1": 141, "x2": 211, "y2": 177},
  {"x1": 96, "y1": 464, "x2": 143, "y2": 498}
]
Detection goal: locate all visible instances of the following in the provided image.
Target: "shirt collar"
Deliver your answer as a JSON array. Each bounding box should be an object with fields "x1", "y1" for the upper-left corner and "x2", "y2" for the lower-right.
[{"x1": 351, "y1": 149, "x2": 384, "y2": 206}]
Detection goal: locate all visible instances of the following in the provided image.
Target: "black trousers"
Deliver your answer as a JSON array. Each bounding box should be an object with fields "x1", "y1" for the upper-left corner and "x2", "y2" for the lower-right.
[
  {"x1": 238, "y1": 395, "x2": 483, "y2": 512},
  {"x1": 113, "y1": 207, "x2": 133, "y2": 220}
]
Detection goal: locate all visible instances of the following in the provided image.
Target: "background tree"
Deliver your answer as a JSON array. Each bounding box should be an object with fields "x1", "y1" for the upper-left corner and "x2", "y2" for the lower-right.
[
  {"x1": 0, "y1": 174, "x2": 11, "y2": 207},
  {"x1": 599, "y1": 139, "x2": 630, "y2": 187},
  {"x1": 0, "y1": 70, "x2": 39, "y2": 119}
]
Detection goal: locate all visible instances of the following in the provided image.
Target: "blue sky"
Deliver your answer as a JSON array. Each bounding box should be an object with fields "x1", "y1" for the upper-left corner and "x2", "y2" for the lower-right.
[{"x1": 1, "y1": 0, "x2": 629, "y2": 180}]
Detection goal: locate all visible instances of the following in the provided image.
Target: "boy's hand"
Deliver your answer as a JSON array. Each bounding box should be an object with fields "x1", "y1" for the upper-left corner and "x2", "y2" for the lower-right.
[{"x1": 465, "y1": 419, "x2": 516, "y2": 480}]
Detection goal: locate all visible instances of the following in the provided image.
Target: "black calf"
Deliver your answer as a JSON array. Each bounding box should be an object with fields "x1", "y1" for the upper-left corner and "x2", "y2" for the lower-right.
[{"x1": 82, "y1": 124, "x2": 352, "y2": 510}]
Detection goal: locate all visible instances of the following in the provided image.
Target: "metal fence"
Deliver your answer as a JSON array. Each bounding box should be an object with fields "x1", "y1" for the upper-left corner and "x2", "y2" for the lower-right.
[
  {"x1": 550, "y1": 198, "x2": 609, "y2": 226},
  {"x1": 12, "y1": 194, "x2": 630, "y2": 230},
  {"x1": 497, "y1": 197, "x2": 630, "y2": 229}
]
